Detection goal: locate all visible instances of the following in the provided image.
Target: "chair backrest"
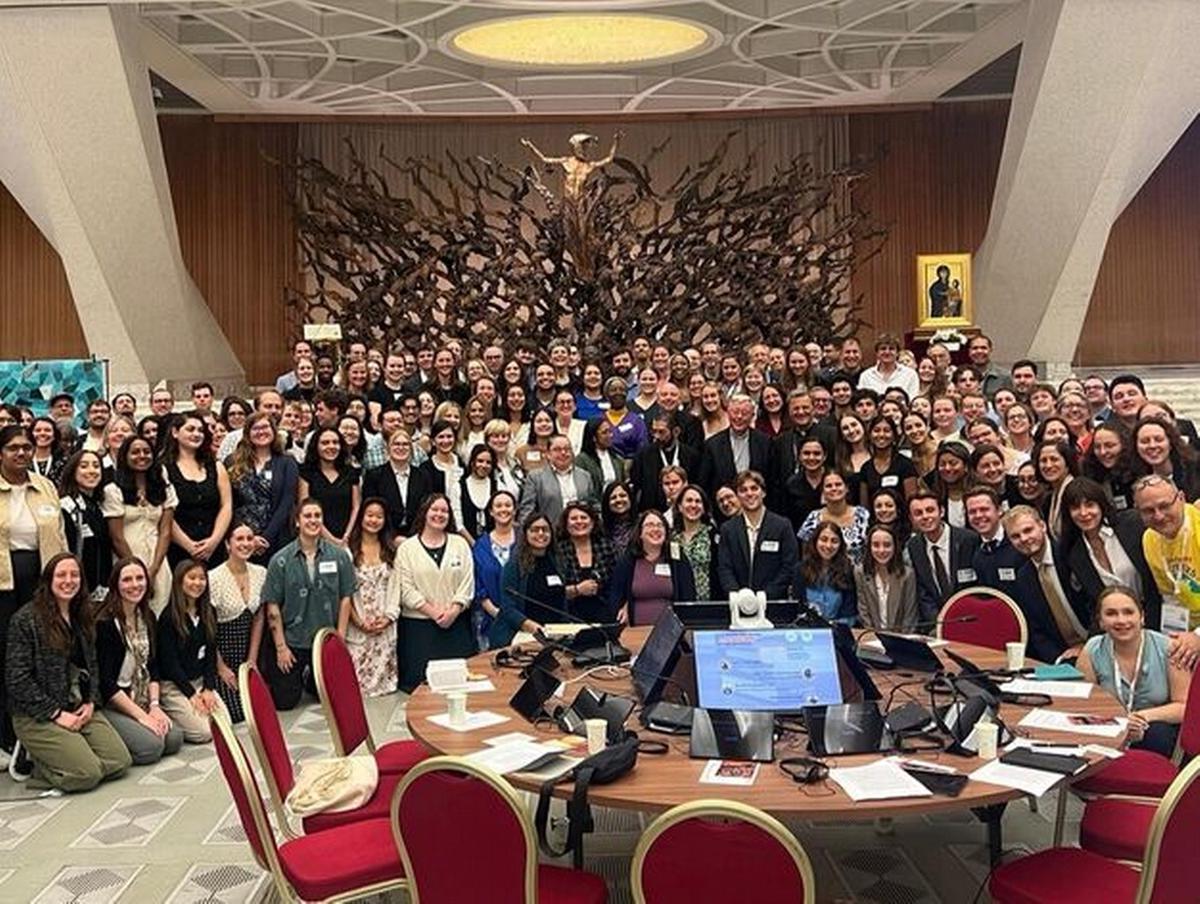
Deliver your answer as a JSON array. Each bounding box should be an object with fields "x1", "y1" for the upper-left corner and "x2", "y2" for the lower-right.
[
  {"x1": 937, "y1": 587, "x2": 1028, "y2": 651},
  {"x1": 314, "y1": 627, "x2": 374, "y2": 756},
  {"x1": 1137, "y1": 755, "x2": 1200, "y2": 903},
  {"x1": 238, "y1": 663, "x2": 297, "y2": 831},
  {"x1": 391, "y1": 756, "x2": 536, "y2": 903},
  {"x1": 632, "y1": 799, "x2": 815, "y2": 904},
  {"x1": 1175, "y1": 660, "x2": 1200, "y2": 760},
  {"x1": 210, "y1": 712, "x2": 288, "y2": 893}
]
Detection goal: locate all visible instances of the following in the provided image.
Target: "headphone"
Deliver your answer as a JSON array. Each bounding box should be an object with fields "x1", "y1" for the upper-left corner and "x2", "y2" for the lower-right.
[{"x1": 778, "y1": 756, "x2": 830, "y2": 785}]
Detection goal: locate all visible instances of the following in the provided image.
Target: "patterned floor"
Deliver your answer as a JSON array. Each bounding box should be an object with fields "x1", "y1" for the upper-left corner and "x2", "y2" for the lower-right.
[{"x1": 0, "y1": 693, "x2": 1083, "y2": 903}]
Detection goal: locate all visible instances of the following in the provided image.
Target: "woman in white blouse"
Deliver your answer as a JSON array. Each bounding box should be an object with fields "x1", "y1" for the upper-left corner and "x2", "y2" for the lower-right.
[
  {"x1": 206, "y1": 523, "x2": 265, "y2": 722},
  {"x1": 391, "y1": 494, "x2": 475, "y2": 692}
]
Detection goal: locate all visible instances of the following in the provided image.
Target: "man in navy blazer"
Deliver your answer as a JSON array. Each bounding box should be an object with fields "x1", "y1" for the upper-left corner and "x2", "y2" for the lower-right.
[
  {"x1": 905, "y1": 491, "x2": 981, "y2": 622},
  {"x1": 700, "y1": 395, "x2": 770, "y2": 504},
  {"x1": 716, "y1": 471, "x2": 798, "y2": 600}
]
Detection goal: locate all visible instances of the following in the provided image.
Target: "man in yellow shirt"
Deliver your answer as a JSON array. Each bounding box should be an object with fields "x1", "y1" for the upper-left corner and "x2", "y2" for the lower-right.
[{"x1": 1136, "y1": 475, "x2": 1200, "y2": 666}]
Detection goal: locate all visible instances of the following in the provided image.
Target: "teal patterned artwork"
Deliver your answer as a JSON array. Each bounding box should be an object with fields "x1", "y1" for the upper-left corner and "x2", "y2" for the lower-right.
[{"x1": 0, "y1": 358, "x2": 109, "y2": 417}]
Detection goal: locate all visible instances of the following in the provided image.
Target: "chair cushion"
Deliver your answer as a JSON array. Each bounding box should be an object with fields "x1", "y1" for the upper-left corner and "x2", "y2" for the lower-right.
[
  {"x1": 301, "y1": 771, "x2": 403, "y2": 833},
  {"x1": 989, "y1": 848, "x2": 1140, "y2": 904},
  {"x1": 537, "y1": 864, "x2": 609, "y2": 904},
  {"x1": 375, "y1": 739, "x2": 431, "y2": 776},
  {"x1": 279, "y1": 817, "x2": 404, "y2": 900},
  {"x1": 1079, "y1": 799, "x2": 1156, "y2": 862},
  {"x1": 1073, "y1": 750, "x2": 1177, "y2": 798}
]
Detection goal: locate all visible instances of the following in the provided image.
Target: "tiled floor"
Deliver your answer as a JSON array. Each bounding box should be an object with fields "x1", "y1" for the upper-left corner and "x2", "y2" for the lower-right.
[{"x1": 0, "y1": 693, "x2": 1084, "y2": 903}]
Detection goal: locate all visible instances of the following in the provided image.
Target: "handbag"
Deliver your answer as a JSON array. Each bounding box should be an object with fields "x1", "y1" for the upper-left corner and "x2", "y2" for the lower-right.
[
  {"x1": 535, "y1": 731, "x2": 640, "y2": 868},
  {"x1": 285, "y1": 755, "x2": 379, "y2": 816}
]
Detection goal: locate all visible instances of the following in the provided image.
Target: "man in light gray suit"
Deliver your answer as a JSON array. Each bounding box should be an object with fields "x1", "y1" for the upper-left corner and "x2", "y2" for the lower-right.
[{"x1": 518, "y1": 434, "x2": 598, "y2": 524}]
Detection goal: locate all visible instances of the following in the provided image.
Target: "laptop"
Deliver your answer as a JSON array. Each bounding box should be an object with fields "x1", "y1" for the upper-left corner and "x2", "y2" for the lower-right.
[
  {"x1": 804, "y1": 702, "x2": 890, "y2": 756},
  {"x1": 878, "y1": 633, "x2": 946, "y2": 673},
  {"x1": 689, "y1": 709, "x2": 775, "y2": 762},
  {"x1": 509, "y1": 665, "x2": 561, "y2": 723},
  {"x1": 692, "y1": 628, "x2": 844, "y2": 713}
]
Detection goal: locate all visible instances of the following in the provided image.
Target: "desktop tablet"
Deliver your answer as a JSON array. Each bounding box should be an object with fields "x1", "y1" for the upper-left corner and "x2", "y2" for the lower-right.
[
  {"x1": 693, "y1": 628, "x2": 843, "y2": 712},
  {"x1": 509, "y1": 665, "x2": 561, "y2": 723},
  {"x1": 689, "y1": 709, "x2": 775, "y2": 762},
  {"x1": 804, "y1": 702, "x2": 889, "y2": 756},
  {"x1": 630, "y1": 608, "x2": 686, "y2": 704}
]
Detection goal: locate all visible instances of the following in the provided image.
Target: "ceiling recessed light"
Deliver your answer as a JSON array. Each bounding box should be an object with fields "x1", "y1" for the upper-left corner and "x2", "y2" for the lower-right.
[{"x1": 448, "y1": 14, "x2": 713, "y2": 68}]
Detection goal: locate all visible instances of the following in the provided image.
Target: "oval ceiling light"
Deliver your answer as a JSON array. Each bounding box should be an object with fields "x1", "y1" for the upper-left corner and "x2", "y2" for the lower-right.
[{"x1": 448, "y1": 14, "x2": 713, "y2": 68}]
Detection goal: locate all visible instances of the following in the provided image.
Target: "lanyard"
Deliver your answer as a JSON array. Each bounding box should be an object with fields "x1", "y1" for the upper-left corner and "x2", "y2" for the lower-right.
[{"x1": 1112, "y1": 630, "x2": 1145, "y2": 714}]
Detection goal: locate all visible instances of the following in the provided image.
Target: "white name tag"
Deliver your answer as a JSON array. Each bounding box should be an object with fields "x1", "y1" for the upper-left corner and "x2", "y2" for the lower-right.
[
  {"x1": 670, "y1": 542, "x2": 681, "y2": 560},
  {"x1": 262, "y1": 469, "x2": 273, "y2": 481},
  {"x1": 654, "y1": 563, "x2": 672, "y2": 577},
  {"x1": 1161, "y1": 602, "x2": 1191, "y2": 633},
  {"x1": 956, "y1": 568, "x2": 977, "y2": 583},
  {"x1": 37, "y1": 504, "x2": 58, "y2": 518},
  {"x1": 881, "y1": 475, "x2": 899, "y2": 488},
  {"x1": 998, "y1": 567, "x2": 1016, "y2": 582},
  {"x1": 526, "y1": 450, "x2": 542, "y2": 462},
  {"x1": 546, "y1": 574, "x2": 563, "y2": 587},
  {"x1": 760, "y1": 540, "x2": 780, "y2": 553},
  {"x1": 318, "y1": 561, "x2": 338, "y2": 574},
  {"x1": 1113, "y1": 496, "x2": 1128, "y2": 510},
  {"x1": 598, "y1": 402, "x2": 611, "y2": 410},
  {"x1": 618, "y1": 423, "x2": 634, "y2": 432},
  {"x1": 197, "y1": 645, "x2": 206, "y2": 659},
  {"x1": 81, "y1": 524, "x2": 95, "y2": 539}
]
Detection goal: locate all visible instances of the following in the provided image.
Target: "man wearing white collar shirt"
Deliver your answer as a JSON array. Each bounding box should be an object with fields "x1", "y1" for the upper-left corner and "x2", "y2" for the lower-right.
[
  {"x1": 858, "y1": 333, "x2": 919, "y2": 399},
  {"x1": 699, "y1": 394, "x2": 769, "y2": 504},
  {"x1": 906, "y1": 491, "x2": 980, "y2": 622},
  {"x1": 965, "y1": 486, "x2": 1005, "y2": 549},
  {"x1": 715, "y1": 470, "x2": 797, "y2": 599},
  {"x1": 630, "y1": 411, "x2": 699, "y2": 513},
  {"x1": 362, "y1": 429, "x2": 432, "y2": 538},
  {"x1": 517, "y1": 435, "x2": 596, "y2": 524}
]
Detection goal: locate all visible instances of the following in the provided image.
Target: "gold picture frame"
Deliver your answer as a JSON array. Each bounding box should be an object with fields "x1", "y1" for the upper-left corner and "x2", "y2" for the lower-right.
[{"x1": 916, "y1": 253, "x2": 972, "y2": 327}]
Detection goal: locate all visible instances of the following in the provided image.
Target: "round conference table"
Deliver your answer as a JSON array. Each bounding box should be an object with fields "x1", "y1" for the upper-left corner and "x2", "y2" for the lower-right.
[{"x1": 406, "y1": 628, "x2": 1127, "y2": 859}]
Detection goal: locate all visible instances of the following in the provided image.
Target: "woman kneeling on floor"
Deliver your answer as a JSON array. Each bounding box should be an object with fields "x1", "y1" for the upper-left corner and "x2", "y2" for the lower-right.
[
  {"x1": 155, "y1": 560, "x2": 222, "y2": 743},
  {"x1": 96, "y1": 557, "x2": 184, "y2": 765},
  {"x1": 4, "y1": 553, "x2": 131, "y2": 792}
]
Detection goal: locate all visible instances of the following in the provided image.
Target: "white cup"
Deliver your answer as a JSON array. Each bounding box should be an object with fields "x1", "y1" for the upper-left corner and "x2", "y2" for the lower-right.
[
  {"x1": 1006, "y1": 641, "x2": 1026, "y2": 671},
  {"x1": 584, "y1": 718, "x2": 608, "y2": 755},
  {"x1": 447, "y1": 690, "x2": 468, "y2": 727},
  {"x1": 976, "y1": 721, "x2": 999, "y2": 759}
]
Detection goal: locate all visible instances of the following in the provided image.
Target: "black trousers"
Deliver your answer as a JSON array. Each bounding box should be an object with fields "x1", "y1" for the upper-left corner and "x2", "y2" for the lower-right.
[
  {"x1": 0, "y1": 551, "x2": 42, "y2": 749},
  {"x1": 258, "y1": 646, "x2": 316, "y2": 711}
]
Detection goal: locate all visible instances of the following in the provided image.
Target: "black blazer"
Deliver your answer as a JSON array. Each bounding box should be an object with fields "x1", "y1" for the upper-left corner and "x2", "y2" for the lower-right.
[
  {"x1": 262, "y1": 454, "x2": 299, "y2": 554},
  {"x1": 458, "y1": 473, "x2": 497, "y2": 539},
  {"x1": 155, "y1": 611, "x2": 217, "y2": 697},
  {"x1": 1062, "y1": 510, "x2": 1162, "y2": 629},
  {"x1": 905, "y1": 525, "x2": 982, "y2": 622},
  {"x1": 629, "y1": 443, "x2": 700, "y2": 513},
  {"x1": 96, "y1": 616, "x2": 161, "y2": 706},
  {"x1": 362, "y1": 463, "x2": 437, "y2": 537},
  {"x1": 606, "y1": 553, "x2": 697, "y2": 620},
  {"x1": 715, "y1": 511, "x2": 799, "y2": 600},
  {"x1": 699, "y1": 429, "x2": 771, "y2": 501},
  {"x1": 766, "y1": 423, "x2": 837, "y2": 510}
]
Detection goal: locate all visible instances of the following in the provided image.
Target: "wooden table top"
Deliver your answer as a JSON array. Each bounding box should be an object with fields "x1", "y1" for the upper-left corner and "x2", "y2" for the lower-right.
[{"x1": 405, "y1": 627, "x2": 1128, "y2": 819}]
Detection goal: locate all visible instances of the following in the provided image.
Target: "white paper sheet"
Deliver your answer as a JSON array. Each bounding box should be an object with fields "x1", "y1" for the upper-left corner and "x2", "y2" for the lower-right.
[
  {"x1": 465, "y1": 740, "x2": 565, "y2": 775},
  {"x1": 431, "y1": 679, "x2": 496, "y2": 694},
  {"x1": 1002, "y1": 678, "x2": 1092, "y2": 699},
  {"x1": 860, "y1": 636, "x2": 950, "y2": 653},
  {"x1": 971, "y1": 759, "x2": 1063, "y2": 798},
  {"x1": 483, "y1": 731, "x2": 539, "y2": 747},
  {"x1": 1005, "y1": 737, "x2": 1087, "y2": 757},
  {"x1": 1017, "y1": 708, "x2": 1127, "y2": 738},
  {"x1": 427, "y1": 710, "x2": 510, "y2": 732},
  {"x1": 828, "y1": 760, "x2": 933, "y2": 801}
]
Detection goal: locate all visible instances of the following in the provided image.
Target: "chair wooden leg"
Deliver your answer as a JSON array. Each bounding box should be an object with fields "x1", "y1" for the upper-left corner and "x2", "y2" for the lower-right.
[{"x1": 1052, "y1": 785, "x2": 1069, "y2": 847}]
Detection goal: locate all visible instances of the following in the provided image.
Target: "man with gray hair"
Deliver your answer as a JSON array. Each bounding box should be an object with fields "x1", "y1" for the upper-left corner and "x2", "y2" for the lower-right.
[
  {"x1": 699, "y1": 393, "x2": 769, "y2": 506},
  {"x1": 1135, "y1": 475, "x2": 1200, "y2": 667}
]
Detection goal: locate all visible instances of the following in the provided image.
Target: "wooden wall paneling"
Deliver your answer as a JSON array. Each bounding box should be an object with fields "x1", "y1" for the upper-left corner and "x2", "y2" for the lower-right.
[
  {"x1": 158, "y1": 116, "x2": 299, "y2": 386},
  {"x1": 0, "y1": 184, "x2": 88, "y2": 361}
]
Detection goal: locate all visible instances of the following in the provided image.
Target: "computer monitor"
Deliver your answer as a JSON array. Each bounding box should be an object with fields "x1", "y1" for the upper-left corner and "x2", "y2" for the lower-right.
[
  {"x1": 693, "y1": 628, "x2": 843, "y2": 712},
  {"x1": 630, "y1": 608, "x2": 686, "y2": 704}
]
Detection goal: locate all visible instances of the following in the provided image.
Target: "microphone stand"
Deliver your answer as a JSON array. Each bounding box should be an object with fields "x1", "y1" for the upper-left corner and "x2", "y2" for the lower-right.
[{"x1": 504, "y1": 585, "x2": 628, "y2": 666}]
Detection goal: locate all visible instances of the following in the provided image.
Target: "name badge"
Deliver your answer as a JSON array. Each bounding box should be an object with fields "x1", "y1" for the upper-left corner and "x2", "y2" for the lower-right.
[
  {"x1": 318, "y1": 561, "x2": 338, "y2": 574},
  {"x1": 81, "y1": 524, "x2": 95, "y2": 539},
  {"x1": 760, "y1": 540, "x2": 780, "y2": 553},
  {"x1": 526, "y1": 450, "x2": 542, "y2": 462},
  {"x1": 1161, "y1": 602, "x2": 1191, "y2": 633},
  {"x1": 618, "y1": 423, "x2": 634, "y2": 432},
  {"x1": 546, "y1": 574, "x2": 563, "y2": 587},
  {"x1": 956, "y1": 568, "x2": 976, "y2": 583},
  {"x1": 598, "y1": 402, "x2": 611, "y2": 410},
  {"x1": 37, "y1": 504, "x2": 58, "y2": 518},
  {"x1": 881, "y1": 475, "x2": 899, "y2": 488},
  {"x1": 263, "y1": 469, "x2": 273, "y2": 481},
  {"x1": 998, "y1": 567, "x2": 1016, "y2": 582},
  {"x1": 1113, "y1": 496, "x2": 1128, "y2": 510},
  {"x1": 197, "y1": 645, "x2": 206, "y2": 659},
  {"x1": 670, "y1": 542, "x2": 681, "y2": 560},
  {"x1": 654, "y1": 563, "x2": 672, "y2": 577}
]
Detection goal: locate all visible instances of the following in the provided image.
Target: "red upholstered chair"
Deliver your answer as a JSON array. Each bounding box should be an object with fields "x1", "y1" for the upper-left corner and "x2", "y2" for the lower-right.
[
  {"x1": 313, "y1": 627, "x2": 429, "y2": 775},
  {"x1": 391, "y1": 755, "x2": 608, "y2": 904},
  {"x1": 936, "y1": 587, "x2": 1027, "y2": 651},
  {"x1": 1073, "y1": 664, "x2": 1200, "y2": 799},
  {"x1": 990, "y1": 754, "x2": 1200, "y2": 903},
  {"x1": 209, "y1": 712, "x2": 406, "y2": 902},
  {"x1": 632, "y1": 800, "x2": 815, "y2": 904},
  {"x1": 238, "y1": 663, "x2": 402, "y2": 837}
]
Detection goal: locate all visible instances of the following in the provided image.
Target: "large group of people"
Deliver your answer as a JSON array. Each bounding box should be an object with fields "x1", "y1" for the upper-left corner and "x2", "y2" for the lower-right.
[{"x1": 1, "y1": 328, "x2": 1198, "y2": 791}]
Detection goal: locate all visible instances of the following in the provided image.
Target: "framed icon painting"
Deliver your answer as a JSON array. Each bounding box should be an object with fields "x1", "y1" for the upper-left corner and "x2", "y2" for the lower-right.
[{"x1": 916, "y1": 253, "x2": 972, "y2": 327}]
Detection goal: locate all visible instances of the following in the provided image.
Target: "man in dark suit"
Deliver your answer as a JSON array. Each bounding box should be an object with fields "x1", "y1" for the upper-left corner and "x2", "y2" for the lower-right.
[
  {"x1": 905, "y1": 491, "x2": 981, "y2": 623},
  {"x1": 700, "y1": 394, "x2": 770, "y2": 503},
  {"x1": 655, "y1": 381, "x2": 704, "y2": 452},
  {"x1": 767, "y1": 389, "x2": 837, "y2": 504},
  {"x1": 361, "y1": 430, "x2": 434, "y2": 537},
  {"x1": 716, "y1": 470, "x2": 798, "y2": 600},
  {"x1": 629, "y1": 411, "x2": 699, "y2": 512},
  {"x1": 1001, "y1": 505, "x2": 1091, "y2": 664}
]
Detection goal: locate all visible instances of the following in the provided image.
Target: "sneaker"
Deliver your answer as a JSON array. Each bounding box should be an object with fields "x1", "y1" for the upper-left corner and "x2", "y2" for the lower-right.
[
  {"x1": 0, "y1": 747, "x2": 9, "y2": 772},
  {"x1": 8, "y1": 742, "x2": 32, "y2": 782}
]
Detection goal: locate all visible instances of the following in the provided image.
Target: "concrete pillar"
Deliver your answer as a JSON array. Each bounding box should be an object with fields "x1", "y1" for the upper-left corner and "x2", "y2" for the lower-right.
[
  {"x1": 974, "y1": 0, "x2": 1200, "y2": 369},
  {"x1": 0, "y1": 5, "x2": 243, "y2": 392}
]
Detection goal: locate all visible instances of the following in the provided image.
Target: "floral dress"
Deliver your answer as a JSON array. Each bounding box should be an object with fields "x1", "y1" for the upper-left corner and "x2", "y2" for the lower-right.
[
  {"x1": 345, "y1": 561, "x2": 400, "y2": 696},
  {"x1": 798, "y1": 506, "x2": 872, "y2": 565}
]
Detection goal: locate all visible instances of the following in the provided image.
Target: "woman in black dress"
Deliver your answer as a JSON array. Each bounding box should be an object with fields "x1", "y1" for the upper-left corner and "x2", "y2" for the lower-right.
[
  {"x1": 298, "y1": 426, "x2": 360, "y2": 546},
  {"x1": 58, "y1": 450, "x2": 112, "y2": 599},
  {"x1": 162, "y1": 413, "x2": 232, "y2": 570}
]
